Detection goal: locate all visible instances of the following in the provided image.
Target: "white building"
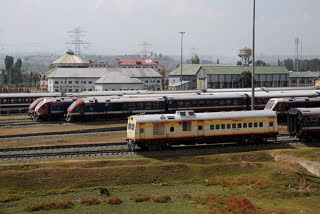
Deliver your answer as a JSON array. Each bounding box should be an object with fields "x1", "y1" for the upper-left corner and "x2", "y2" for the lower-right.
[
  {"x1": 107, "y1": 68, "x2": 163, "y2": 90},
  {"x1": 48, "y1": 67, "x2": 107, "y2": 93},
  {"x1": 95, "y1": 72, "x2": 143, "y2": 91}
]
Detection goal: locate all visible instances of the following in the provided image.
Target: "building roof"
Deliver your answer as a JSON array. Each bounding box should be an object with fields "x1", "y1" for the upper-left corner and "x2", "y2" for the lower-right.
[
  {"x1": 107, "y1": 68, "x2": 162, "y2": 78},
  {"x1": 118, "y1": 58, "x2": 159, "y2": 66},
  {"x1": 289, "y1": 71, "x2": 320, "y2": 78},
  {"x1": 169, "y1": 65, "x2": 289, "y2": 76},
  {"x1": 47, "y1": 67, "x2": 107, "y2": 78},
  {"x1": 51, "y1": 50, "x2": 89, "y2": 67},
  {"x1": 95, "y1": 72, "x2": 143, "y2": 84},
  {"x1": 202, "y1": 66, "x2": 289, "y2": 75},
  {"x1": 169, "y1": 64, "x2": 205, "y2": 76}
]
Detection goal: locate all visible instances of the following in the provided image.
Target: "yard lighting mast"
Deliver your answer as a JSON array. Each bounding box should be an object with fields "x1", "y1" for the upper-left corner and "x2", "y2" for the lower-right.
[
  {"x1": 179, "y1": 32, "x2": 185, "y2": 89},
  {"x1": 251, "y1": 0, "x2": 256, "y2": 110}
]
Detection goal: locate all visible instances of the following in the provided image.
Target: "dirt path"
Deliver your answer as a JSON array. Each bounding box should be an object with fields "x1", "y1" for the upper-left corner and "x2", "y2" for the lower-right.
[{"x1": 271, "y1": 152, "x2": 320, "y2": 177}]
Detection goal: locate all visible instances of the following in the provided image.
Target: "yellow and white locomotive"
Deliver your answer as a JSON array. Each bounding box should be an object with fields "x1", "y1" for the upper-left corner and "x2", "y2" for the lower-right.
[{"x1": 127, "y1": 110, "x2": 278, "y2": 150}]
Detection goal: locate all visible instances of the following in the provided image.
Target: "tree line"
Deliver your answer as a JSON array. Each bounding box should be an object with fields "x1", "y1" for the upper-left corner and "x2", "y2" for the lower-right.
[
  {"x1": 278, "y1": 58, "x2": 320, "y2": 72},
  {"x1": 0, "y1": 56, "x2": 40, "y2": 88}
]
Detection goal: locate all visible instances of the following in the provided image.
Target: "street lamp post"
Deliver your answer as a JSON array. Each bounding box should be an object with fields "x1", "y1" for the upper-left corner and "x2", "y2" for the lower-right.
[
  {"x1": 179, "y1": 32, "x2": 185, "y2": 90},
  {"x1": 251, "y1": 0, "x2": 256, "y2": 110}
]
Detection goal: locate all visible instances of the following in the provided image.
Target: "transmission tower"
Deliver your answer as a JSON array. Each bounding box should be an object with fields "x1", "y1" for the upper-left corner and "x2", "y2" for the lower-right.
[
  {"x1": 66, "y1": 26, "x2": 90, "y2": 56},
  {"x1": 294, "y1": 37, "x2": 301, "y2": 72},
  {"x1": 137, "y1": 41, "x2": 152, "y2": 58}
]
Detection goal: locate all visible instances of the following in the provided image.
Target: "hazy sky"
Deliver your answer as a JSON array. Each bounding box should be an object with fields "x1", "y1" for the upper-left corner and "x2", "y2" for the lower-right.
[{"x1": 0, "y1": 0, "x2": 319, "y2": 57}]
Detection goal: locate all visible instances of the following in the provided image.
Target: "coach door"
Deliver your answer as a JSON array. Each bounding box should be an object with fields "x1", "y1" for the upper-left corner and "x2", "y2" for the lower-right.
[{"x1": 197, "y1": 120, "x2": 204, "y2": 136}]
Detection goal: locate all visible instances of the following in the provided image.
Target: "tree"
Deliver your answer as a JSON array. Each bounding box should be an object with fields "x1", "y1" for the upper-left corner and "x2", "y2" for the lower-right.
[
  {"x1": 255, "y1": 60, "x2": 267, "y2": 66},
  {"x1": 12, "y1": 58, "x2": 22, "y2": 84},
  {"x1": 283, "y1": 58, "x2": 294, "y2": 71},
  {"x1": 216, "y1": 58, "x2": 220, "y2": 64},
  {"x1": 5, "y1": 56, "x2": 14, "y2": 84},
  {"x1": 238, "y1": 71, "x2": 252, "y2": 88},
  {"x1": 236, "y1": 61, "x2": 242, "y2": 66},
  {"x1": 191, "y1": 54, "x2": 200, "y2": 64}
]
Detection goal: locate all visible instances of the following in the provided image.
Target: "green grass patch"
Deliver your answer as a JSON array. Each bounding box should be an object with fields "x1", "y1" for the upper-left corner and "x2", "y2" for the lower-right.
[{"x1": 276, "y1": 147, "x2": 320, "y2": 161}]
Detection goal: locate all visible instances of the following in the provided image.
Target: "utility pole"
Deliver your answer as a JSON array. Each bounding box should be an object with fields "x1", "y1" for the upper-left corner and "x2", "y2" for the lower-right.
[
  {"x1": 179, "y1": 32, "x2": 185, "y2": 90},
  {"x1": 251, "y1": 0, "x2": 256, "y2": 110}
]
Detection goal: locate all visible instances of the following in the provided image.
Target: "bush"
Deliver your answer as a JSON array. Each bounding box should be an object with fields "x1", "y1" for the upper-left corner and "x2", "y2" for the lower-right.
[
  {"x1": 180, "y1": 193, "x2": 193, "y2": 200},
  {"x1": 25, "y1": 200, "x2": 74, "y2": 212},
  {"x1": 0, "y1": 194, "x2": 21, "y2": 203},
  {"x1": 80, "y1": 197, "x2": 100, "y2": 206},
  {"x1": 106, "y1": 196, "x2": 123, "y2": 205},
  {"x1": 130, "y1": 194, "x2": 151, "y2": 202},
  {"x1": 152, "y1": 195, "x2": 171, "y2": 203},
  {"x1": 100, "y1": 188, "x2": 110, "y2": 197}
]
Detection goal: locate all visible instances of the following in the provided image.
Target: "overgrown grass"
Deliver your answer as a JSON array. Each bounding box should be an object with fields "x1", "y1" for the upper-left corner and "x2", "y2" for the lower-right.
[
  {"x1": 152, "y1": 194, "x2": 171, "y2": 203},
  {"x1": 105, "y1": 196, "x2": 123, "y2": 205},
  {"x1": 130, "y1": 194, "x2": 151, "y2": 202},
  {"x1": 206, "y1": 176, "x2": 270, "y2": 189},
  {"x1": 24, "y1": 200, "x2": 74, "y2": 212},
  {"x1": 79, "y1": 197, "x2": 100, "y2": 206},
  {"x1": 276, "y1": 147, "x2": 320, "y2": 161}
]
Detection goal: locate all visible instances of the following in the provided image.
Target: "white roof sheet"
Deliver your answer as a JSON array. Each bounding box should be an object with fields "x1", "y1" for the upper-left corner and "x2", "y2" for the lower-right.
[
  {"x1": 48, "y1": 67, "x2": 107, "y2": 78},
  {"x1": 95, "y1": 72, "x2": 143, "y2": 84},
  {"x1": 0, "y1": 93, "x2": 61, "y2": 98},
  {"x1": 131, "y1": 110, "x2": 276, "y2": 123}
]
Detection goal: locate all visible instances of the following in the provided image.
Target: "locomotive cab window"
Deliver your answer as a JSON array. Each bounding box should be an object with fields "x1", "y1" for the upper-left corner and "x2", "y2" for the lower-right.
[
  {"x1": 140, "y1": 128, "x2": 144, "y2": 133},
  {"x1": 269, "y1": 122, "x2": 274, "y2": 127},
  {"x1": 170, "y1": 127, "x2": 174, "y2": 132}
]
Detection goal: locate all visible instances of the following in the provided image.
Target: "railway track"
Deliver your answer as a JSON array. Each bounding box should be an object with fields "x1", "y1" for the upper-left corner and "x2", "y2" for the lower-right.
[{"x1": 0, "y1": 136, "x2": 311, "y2": 163}]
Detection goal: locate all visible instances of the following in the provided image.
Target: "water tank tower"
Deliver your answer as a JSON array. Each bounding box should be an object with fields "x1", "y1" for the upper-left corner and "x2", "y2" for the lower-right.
[{"x1": 238, "y1": 47, "x2": 252, "y2": 66}]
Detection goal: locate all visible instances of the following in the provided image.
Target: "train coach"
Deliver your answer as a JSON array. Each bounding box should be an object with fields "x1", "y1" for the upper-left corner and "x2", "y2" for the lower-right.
[
  {"x1": 287, "y1": 108, "x2": 320, "y2": 141},
  {"x1": 127, "y1": 110, "x2": 278, "y2": 151},
  {"x1": 66, "y1": 96, "x2": 166, "y2": 121},
  {"x1": 33, "y1": 97, "x2": 77, "y2": 121},
  {"x1": 265, "y1": 97, "x2": 320, "y2": 122},
  {"x1": 0, "y1": 93, "x2": 61, "y2": 114}
]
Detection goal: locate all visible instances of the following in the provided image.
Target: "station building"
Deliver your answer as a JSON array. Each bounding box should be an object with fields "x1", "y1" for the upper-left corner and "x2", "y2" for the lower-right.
[
  {"x1": 169, "y1": 64, "x2": 289, "y2": 90},
  {"x1": 289, "y1": 71, "x2": 320, "y2": 87}
]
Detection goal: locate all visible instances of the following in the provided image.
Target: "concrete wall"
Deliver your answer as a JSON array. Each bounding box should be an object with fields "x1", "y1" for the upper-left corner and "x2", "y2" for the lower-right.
[
  {"x1": 95, "y1": 83, "x2": 144, "y2": 91},
  {"x1": 48, "y1": 78, "x2": 98, "y2": 93}
]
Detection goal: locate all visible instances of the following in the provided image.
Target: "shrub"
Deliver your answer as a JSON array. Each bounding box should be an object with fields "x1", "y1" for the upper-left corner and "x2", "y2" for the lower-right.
[
  {"x1": 130, "y1": 194, "x2": 151, "y2": 202},
  {"x1": 80, "y1": 197, "x2": 100, "y2": 206},
  {"x1": 180, "y1": 193, "x2": 193, "y2": 200},
  {"x1": 0, "y1": 194, "x2": 21, "y2": 203},
  {"x1": 227, "y1": 197, "x2": 255, "y2": 214},
  {"x1": 152, "y1": 195, "x2": 171, "y2": 203},
  {"x1": 100, "y1": 188, "x2": 110, "y2": 197},
  {"x1": 25, "y1": 200, "x2": 74, "y2": 212},
  {"x1": 106, "y1": 196, "x2": 123, "y2": 205}
]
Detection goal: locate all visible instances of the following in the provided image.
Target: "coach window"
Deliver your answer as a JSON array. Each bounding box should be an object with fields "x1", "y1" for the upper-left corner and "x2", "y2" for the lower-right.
[
  {"x1": 269, "y1": 122, "x2": 274, "y2": 127},
  {"x1": 170, "y1": 127, "x2": 174, "y2": 132},
  {"x1": 210, "y1": 125, "x2": 215, "y2": 130},
  {"x1": 243, "y1": 123, "x2": 247, "y2": 128},
  {"x1": 219, "y1": 100, "x2": 225, "y2": 106},
  {"x1": 145, "y1": 103, "x2": 152, "y2": 110},
  {"x1": 198, "y1": 125, "x2": 203, "y2": 131},
  {"x1": 249, "y1": 123, "x2": 253, "y2": 128},
  {"x1": 183, "y1": 122, "x2": 191, "y2": 131},
  {"x1": 227, "y1": 124, "x2": 231, "y2": 129},
  {"x1": 233, "y1": 99, "x2": 238, "y2": 105},
  {"x1": 216, "y1": 124, "x2": 220, "y2": 130},
  {"x1": 221, "y1": 124, "x2": 225, "y2": 129},
  {"x1": 259, "y1": 122, "x2": 263, "y2": 127},
  {"x1": 140, "y1": 128, "x2": 144, "y2": 134},
  {"x1": 238, "y1": 123, "x2": 242, "y2": 128},
  {"x1": 226, "y1": 100, "x2": 232, "y2": 105},
  {"x1": 232, "y1": 124, "x2": 236, "y2": 129},
  {"x1": 254, "y1": 122, "x2": 258, "y2": 127}
]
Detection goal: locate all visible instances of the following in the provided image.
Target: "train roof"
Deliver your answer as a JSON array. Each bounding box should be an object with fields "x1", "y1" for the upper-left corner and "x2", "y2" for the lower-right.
[
  {"x1": 46, "y1": 97, "x2": 77, "y2": 102},
  {"x1": 288, "y1": 107, "x2": 320, "y2": 115},
  {"x1": 81, "y1": 96, "x2": 165, "y2": 104},
  {"x1": 268, "y1": 97, "x2": 320, "y2": 103},
  {"x1": 66, "y1": 90, "x2": 148, "y2": 97},
  {"x1": 130, "y1": 110, "x2": 276, "y2": 123},
  {"x1": 166, "y1": 93, "x2": 248, "y2": 100},
  {"x1": 0, "y1": 93, "x2": 61, "y2": 98}
]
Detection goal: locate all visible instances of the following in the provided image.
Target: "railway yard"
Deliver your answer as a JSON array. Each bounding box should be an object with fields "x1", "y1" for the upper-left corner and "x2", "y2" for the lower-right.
[{"x1": 0, "y1": 112, "x2": 319, "y2": 214}]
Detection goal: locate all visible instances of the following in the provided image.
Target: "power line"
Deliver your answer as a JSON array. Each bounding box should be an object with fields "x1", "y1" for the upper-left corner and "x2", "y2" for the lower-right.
[
  {"x1": 66, "y1": 26, "x2": 90, "y2": 56},
  {"x1": 137, "y1": 41, "x2": 152, "y2": 58}
]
